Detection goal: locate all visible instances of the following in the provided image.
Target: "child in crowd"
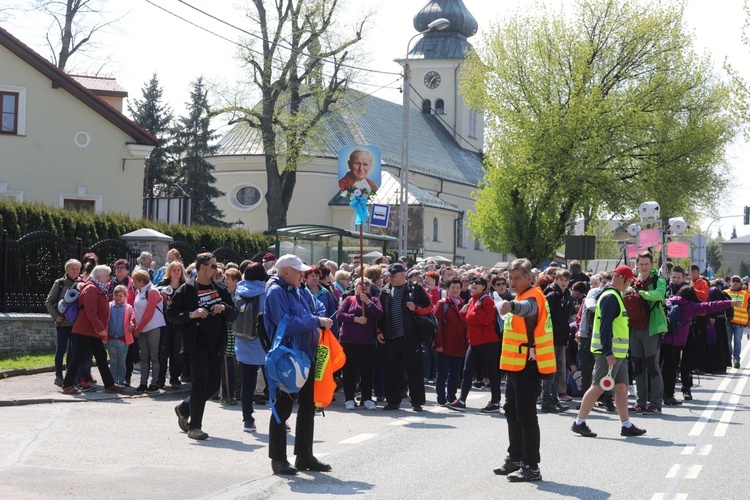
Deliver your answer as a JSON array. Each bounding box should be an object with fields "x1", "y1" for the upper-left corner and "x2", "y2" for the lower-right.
[{"x1": 107, "y1": 285, "x2": 135, "y2": 386}]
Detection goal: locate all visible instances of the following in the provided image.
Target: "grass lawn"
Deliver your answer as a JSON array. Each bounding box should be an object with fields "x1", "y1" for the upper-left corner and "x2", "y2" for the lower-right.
[{"x1": 0, "y1": 351, "x2": 55, "y2": 372}]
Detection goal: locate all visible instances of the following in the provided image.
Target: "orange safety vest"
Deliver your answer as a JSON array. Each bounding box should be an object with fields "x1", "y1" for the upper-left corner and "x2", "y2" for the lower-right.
[
  {"x1": 313, "y1": 328, "x2": 346, "y2": 409},
  {"x1": 727, "y1": 290, "x2": 750, "y2": 325},
  {"x1": 499, "y1": 286, "x2": 556, "y2": 374}
]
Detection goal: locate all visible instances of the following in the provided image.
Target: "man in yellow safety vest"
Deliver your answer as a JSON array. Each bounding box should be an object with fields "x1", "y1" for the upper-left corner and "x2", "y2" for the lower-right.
[
  {"x1": 493, "y1": 258, "x2": 556, "y2": 483},
  {"x1": 571, "y1": 264, "x2": 647, "y2": 438},
  {"x1": 726, "y1": 275, "x2": 750, "y2": 369}
]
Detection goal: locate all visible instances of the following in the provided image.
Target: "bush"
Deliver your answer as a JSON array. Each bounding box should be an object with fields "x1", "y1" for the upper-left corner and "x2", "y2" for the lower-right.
[{"x1": 0, "y1": 200, "x2": 273, "y2": 257}]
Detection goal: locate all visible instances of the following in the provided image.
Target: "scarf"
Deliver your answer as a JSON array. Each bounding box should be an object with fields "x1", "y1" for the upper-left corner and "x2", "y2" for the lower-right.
[{"x1": 91, "y1": 276, "x2": 109, "y2": 293}]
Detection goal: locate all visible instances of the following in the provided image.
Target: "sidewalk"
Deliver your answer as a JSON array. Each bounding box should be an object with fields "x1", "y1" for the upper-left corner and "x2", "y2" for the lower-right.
[{"x1": 0, "y1": 368, "x2": 190, "y2": 407}]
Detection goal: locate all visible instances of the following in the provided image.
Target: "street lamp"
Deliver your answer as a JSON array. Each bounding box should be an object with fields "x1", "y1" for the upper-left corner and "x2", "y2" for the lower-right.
[
  {"x1": 399, "y1": 17, "x2": 450, "y2": 259},
  {"x1": 233, "y1": 219, "x2": 245, "y2": 230}
]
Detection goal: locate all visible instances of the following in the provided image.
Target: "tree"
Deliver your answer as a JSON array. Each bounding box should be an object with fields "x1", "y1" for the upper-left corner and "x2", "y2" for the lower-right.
[
  {"x1": 706, "y1": 238, "x2": 723, "y2": 274},
  {"x1": 32, "y1": 0, "x2": 121, "y2": 71},
  {"x1": 462, "y1": 0, "x2": 735, "y2": 264},
  {"x1": 172, "y1": 77, "x2": 223, "y2": 226},
  {"x1": 220, "y1": 0, "x2": 367, "y2": 229},
  {"x1": 128, "y1": 73, "x2": 173, "y2": 214}
]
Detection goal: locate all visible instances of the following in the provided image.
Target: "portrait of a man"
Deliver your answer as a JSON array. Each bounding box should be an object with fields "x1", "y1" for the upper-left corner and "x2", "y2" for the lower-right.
[{"x1": 338, "y1": 147, "x2": 381, "y2": 192}]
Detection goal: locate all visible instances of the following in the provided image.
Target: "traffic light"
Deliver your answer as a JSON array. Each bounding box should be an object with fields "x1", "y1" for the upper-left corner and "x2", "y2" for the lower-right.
[{"x1": 745, "y1": 206, "x2": 750, "y2": 225}]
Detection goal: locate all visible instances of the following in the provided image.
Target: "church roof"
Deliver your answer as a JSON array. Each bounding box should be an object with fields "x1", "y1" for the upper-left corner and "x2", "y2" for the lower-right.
[
  {"x1": 409, "y1": 0, "x2": 478, "y2": 60},
  {"x1": 214, "y1": 89, "x2": 485, "y2": 187}
]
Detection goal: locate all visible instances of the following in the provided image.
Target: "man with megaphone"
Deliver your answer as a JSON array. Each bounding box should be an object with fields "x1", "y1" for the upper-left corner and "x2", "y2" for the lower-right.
[{"x1": 571, "y1": 265, "x2": 647, "y2": 438}]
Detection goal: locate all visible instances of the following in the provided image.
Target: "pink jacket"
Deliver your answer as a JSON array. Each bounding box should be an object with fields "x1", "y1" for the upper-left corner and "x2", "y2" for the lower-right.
[{"x1": 106, "y1": 302, "x2": 135, "y2": 345}]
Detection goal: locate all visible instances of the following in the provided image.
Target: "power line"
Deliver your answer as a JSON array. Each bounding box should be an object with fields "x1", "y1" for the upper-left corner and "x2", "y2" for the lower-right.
[
  {"x1": 175, "y1": 0, "x2": 402, "y2": 77},
  {"x1": 143, "y1": 0, "x2": 400, "y2": 91}
]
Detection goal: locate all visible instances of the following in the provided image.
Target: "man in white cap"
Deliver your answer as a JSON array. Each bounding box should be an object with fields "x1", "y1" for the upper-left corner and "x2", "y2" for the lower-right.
[{"x1": 264, "y1": 255, "x2": 334, "y2": 476}]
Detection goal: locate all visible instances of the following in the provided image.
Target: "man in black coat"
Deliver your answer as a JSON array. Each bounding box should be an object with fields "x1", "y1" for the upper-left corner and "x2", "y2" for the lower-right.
[
  {"x1": 377, "y1": 263, "x2": 432, "y2": 411},
  {"x1": 167, "y1": 252, "x2": 238, "y2": 440}
]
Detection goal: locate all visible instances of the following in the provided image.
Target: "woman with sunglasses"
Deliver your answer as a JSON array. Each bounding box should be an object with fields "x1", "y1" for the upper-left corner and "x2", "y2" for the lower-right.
[
  {"x1": 447, "y1": 275, "x2": 502, "y2": 413},
  {"x1": 491, "y1": 275, "x2": 514, "y2": 302},
  {"x1": 337, "y1": 278, "x2": 383, "y2": 410}
]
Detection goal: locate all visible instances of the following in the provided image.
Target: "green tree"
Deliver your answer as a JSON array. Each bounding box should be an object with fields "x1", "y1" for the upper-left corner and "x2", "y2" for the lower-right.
[
  {"x1": 462, "y1": 0, "x2": 735, "y2": 264},
  {"x1": 740, "y1": 260, "x2": 750, "y2": 278},
  {"x1": 172, "y1": 77, "x2": 223, "y2": 226},
  {"x1": 220, "y1": 0, "x2": 367, "y2": 229},
  {"x1": 128, "y1": 73, "x2": 173, "y2": 213},
  {"x1": 707, "y1": 238, "x2": 723, "y2": 273}
]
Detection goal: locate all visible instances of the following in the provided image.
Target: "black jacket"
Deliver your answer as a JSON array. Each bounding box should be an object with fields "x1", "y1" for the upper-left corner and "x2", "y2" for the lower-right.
[
  {"x1": 544, "y1": 283, "x2": 573, "y2": 346},
  {"x1": 378, "y1": 282, "x2": 431, "y2": 341},
  {"x1": 165, "y1": 278, "x2": 238, "y2": 354}
]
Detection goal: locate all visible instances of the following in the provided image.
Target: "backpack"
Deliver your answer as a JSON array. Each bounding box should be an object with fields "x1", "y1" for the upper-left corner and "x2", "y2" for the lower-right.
[
  {"x1": 232, "y1": 295, "x2": 261, "y2": 341},
  {"x1": 622, "y1": 292, "x2": 650, "y2": 329},
  {"x1": 666, "y1": 301, "x2": 681, "y2": 335},
  {"x1": 265, "y1": 314, "x2": 312, "y2": 424},
  {"x1": 57, "y1": 287, "x2": 81, "y2": 324}
]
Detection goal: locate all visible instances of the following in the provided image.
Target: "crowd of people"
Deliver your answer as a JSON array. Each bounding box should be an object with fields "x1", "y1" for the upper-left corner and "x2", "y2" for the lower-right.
[{"x1": 45, "y1": 249, "x2": 750, "y2": 481}]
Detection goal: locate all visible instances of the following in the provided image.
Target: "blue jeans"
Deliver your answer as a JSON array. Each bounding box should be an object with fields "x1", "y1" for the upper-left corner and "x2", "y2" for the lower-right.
[
  {"x1": 55, "y1": 325, "x2": 74, "y2": 378},
  {"x1": 106, "y1": 339, "x2": 129, "y2": 386},
  {"x1": 729, "y1": 323, "x2": 745, "y2": 362},
  {"x1": 435, "y1": 353, "x2": 463, "y2": 403}
]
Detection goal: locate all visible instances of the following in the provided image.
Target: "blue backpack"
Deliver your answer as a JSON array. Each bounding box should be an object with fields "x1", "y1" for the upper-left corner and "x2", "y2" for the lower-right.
[
  {"x1": 666, "y1": 301, "x2": 681, "y2": 335},
  {"x1": 57, "y1": 287, "x2": 81, "y2": 323},
  {"x1": 265, "y1": 314, "x2": 311, "y2": 424}
]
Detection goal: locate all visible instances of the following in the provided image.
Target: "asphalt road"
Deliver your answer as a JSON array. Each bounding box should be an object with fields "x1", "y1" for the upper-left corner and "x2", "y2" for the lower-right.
[{"x1": 2, "y1": 342, "x2": 749, "y2": 499}]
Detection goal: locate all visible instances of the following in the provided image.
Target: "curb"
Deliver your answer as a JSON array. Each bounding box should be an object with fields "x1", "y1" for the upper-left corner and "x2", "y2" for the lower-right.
[{"x1": 1, "y1": 365, "x2": 56, "y2": 379}]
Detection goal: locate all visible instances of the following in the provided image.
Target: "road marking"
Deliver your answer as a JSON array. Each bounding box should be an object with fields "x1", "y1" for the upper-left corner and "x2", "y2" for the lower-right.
[
  {"x1": 652, "y1": 494, "x2": 688, "y2": 500},
  {"x1": 339, "y1": 433, "x2": 377, "y2": 444},
  {"x1": 665, "y1": 465, "x2": 680, "y2": 479},
  {"x1": 680, "y1": 444, "x2": 712, "y2": 455},
  {"x1": 688, "y1": 376, "x2": 732, "y2": 436},
  {"x1": 387, "y1": 416, "x2": 426, "y2": 426},
  {"x1": 664, "y1": 465, "x2": 702, "y2": 480},
  {"x1": 685, "y1": 465, "x2": 702, "y2": 479},
  {"x1": 714, "y1": 375, "x2": 748, "y2": 437}
]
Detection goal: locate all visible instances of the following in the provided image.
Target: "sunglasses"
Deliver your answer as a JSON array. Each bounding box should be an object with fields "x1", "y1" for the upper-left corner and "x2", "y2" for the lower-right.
[
  {"x1": 210, "y1": 264, "x2": 218, "y2": 269},
  {"x1": 115, "y1": 266, "x2": 128, "y2": 271},
  {"x1": 470, "y1": 280, "x2": 484, "y2": 285}
]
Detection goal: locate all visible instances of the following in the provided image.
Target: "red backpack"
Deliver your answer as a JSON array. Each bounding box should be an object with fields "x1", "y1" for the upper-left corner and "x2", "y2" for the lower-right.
[{"x1": 622, "y1": 276, "x2": 659, "y2": 329}]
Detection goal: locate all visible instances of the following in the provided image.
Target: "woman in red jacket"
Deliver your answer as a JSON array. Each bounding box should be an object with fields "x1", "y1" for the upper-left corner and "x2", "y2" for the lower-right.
[
  {"x1": 432, "y1": 278, "x2": 467, "y2": 406},
  {"x1": 61, "y1": 265, "x2": 125, "y2": 395},
  {"x1": 447, "y1": 275, "x2": 501, "y2": 413}
]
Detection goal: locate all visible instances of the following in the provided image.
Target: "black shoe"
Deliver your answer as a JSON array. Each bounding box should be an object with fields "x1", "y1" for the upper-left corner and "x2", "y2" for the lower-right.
[
  {"x1": 295, "y1": 456, "x2": 332, "y2": 472},
  {"x1": 621, "y1": 424, "x2": 647, "y2": 437},
  {"x1": 272, "y1": 459, "x2": 298, "y2": 475},
  {"x1": 540, "y1": 402, "x2": 560, "y2": 413},
  {"x1": 145, "y1": 385, "x2": 160, "y2": 394},
  {"x1": 187, "y1": 428, "x2": 209, "y2": 440},
  {"x1": 493, "y1": 457, "x2": 522, "y2": 475},
  {"x1": 682, "y1": 390, "x2": 693, "y2": 401},
  {"x1": 135, "y1": 384, "x2": 147, "y2": 394},
  {"x1": 382, "y1": 404, "x2": 401, "y2": 411},
  {"x1": 554, "y1": 401, "x2": 569, "y2": 412},
  {"x1": 412, "y1": 404, "x2": 423, "y2": 412},
  {"x1": 604, "y1": 399, "x2": 616, "y2": 412},
  {"x1": 175, "y1": 405, "x2": 189, "y2": 433},
  {"x1": 664, "y1": 396, "x2": 683, "y2": 406},
  {"x1": 507, "y1": 464, "x2": 542, "y2": 482},
  {"x1": 571, "y1": 421, "x2": 597, "y2": 437}
]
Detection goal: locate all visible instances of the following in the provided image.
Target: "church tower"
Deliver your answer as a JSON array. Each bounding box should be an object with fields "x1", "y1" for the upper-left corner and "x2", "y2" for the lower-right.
[{"x1": 405, "y1": 0, "x2": 482, "y2": 153}]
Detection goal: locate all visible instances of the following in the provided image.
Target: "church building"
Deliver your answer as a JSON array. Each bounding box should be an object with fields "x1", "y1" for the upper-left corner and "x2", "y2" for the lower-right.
[{"x1": 208, "y1": 0, "x2": 506, "y2": 266}]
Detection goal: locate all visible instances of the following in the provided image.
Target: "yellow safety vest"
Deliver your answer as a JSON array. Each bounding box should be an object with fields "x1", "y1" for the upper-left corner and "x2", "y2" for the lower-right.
[
  {"x1": 727, "y1": 290, "x2": 750, "y2": 325},
  {"x1": 591, "y1": 288, "x2": 629, "y2": 358},
  {"x1": 499, "y1": 286, "x2": 556, "y2": 374}
]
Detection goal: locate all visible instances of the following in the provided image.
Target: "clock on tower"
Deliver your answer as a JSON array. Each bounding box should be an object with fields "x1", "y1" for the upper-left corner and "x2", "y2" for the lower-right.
[{"x1": 423, "y1": 71, "x2": 441, "y2": 89}]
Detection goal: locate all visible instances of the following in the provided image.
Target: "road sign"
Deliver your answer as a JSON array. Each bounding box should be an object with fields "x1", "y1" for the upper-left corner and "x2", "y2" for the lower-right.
[
  {"x1": 692, "y1": 233, "x2": 707, "y2": 272},
  {"x1": 370, "y1": 204, "x2": 390, "y2": 228}
]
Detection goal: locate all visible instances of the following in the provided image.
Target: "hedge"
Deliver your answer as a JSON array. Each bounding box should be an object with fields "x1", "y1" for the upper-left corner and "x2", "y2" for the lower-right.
[{"x1": 0, "y1": 200, "x2": 273, "y2": 257}]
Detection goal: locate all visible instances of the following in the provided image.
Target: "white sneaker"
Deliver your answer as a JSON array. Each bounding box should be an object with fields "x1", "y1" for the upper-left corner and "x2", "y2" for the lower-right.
[
  {"x1": 363, "y1": 400, "x2": 377, "y2": 410},
  {"x1": 345, "y1": 400, "x2": 356, "y2": 410},
  {"x1": 628, "y1": 385, "x2": 636, "y2": 398}
]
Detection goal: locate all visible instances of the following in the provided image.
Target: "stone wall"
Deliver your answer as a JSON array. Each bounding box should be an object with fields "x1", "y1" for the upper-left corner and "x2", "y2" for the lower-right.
[{"x1": 0, "y1": 314, "x2": 57, "y2": 354}]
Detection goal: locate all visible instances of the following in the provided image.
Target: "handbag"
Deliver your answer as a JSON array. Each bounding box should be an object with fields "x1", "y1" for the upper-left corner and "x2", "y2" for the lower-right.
[{"x1": 413, "y1": 312, "x2": 439, "y2": 342}]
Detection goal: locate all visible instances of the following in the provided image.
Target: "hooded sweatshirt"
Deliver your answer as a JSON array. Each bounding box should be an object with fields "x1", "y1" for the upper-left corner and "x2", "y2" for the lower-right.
[
  {"x1": 664, "y1": 295, "x2": 734, "y2": 347},
  {"x1": 234, "y1": 279, "x2": 267, "y2": 365}
]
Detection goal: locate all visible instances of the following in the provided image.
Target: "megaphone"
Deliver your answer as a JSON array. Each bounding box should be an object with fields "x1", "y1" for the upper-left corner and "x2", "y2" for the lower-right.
[
  {"x1": 668, "y1": 217, "x2": 687, "y2": 236},
  {"x1": 638, "y1": 201, "x2": 660, "y2": 220},
  {"x1": 627, "y1": 223, "x2": 641, "y2": 238}
]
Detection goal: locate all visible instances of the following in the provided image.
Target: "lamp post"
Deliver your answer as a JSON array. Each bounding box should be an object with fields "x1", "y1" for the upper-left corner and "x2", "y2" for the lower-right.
[{"x1": 399, "y1": 17, "x2": 450, "y2": 259}]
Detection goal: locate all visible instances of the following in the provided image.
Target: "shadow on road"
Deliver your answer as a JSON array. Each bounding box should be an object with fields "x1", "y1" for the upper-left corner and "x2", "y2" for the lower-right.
[
  {"x1": 535, "y1": 480, "x2": 611, "y2": 498},
  {"x1": 286, "y1": 474, "x2": 375, "y2": 496}
]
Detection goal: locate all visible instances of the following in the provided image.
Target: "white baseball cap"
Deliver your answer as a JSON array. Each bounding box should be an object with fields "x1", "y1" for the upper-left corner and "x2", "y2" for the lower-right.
[{"x1": 275, "y1": 254, "x2": 311, "y2": 272}]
